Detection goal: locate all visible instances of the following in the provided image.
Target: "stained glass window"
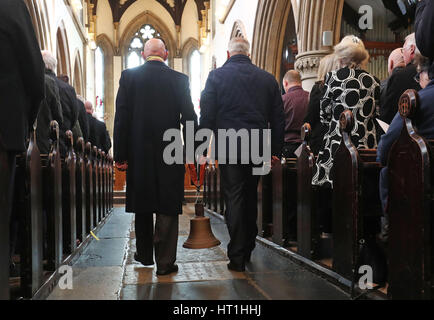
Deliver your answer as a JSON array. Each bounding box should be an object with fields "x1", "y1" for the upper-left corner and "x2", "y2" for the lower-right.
[
  {"x1": 126, "y1": 24, "x2": 165, "y2": 69},
  {"x1": 95, "y1": 47, "x2": 104, "y2": 121},
  {"x1": 189, "y1": 50, "x2": 201, "y2": 118}
]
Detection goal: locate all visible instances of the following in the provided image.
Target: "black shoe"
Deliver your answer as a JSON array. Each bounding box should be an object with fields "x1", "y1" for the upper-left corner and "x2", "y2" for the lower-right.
[
  {"x1": 227, "y1": 261, "x2": 245, "y2": 272},
  {"x1": 156, "y1": 264, "x2": 178, "y2": 276},
  {"x1": 134, "y1": 253, "x2": 154, "y2": 266}
]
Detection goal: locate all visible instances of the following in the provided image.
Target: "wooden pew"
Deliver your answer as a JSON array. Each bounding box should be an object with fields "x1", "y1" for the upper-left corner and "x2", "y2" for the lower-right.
[
  {"x1": 85, "y1": 143, "x2": 94, "y2": 233},
  {"x1": 42, "y1": 121, "x2": 63, "y2": 271},
  {"x1": 215, "y1": 163, "x2": 224, "y2": 215},
  {"x1": 257, "y1": 170, "x2": 272, "y2": 238},
  {"x1": 109, "y1": 156, "x2": 114, "y2": 211},
  {"x1": 387, "y1": 89, "x2": 434, "y2": 299},
  {"x1": 332, "y1": 110, "x2": 383, "y2": 283},
  {"x1": 297, "y1": 123, "x2": 321, "y2": 259},
  {"x1": 97, "y1": 150, "x2": 103, "y2": 221},
  {"x1": 271, "y1": 157, "x2": 297, "y2": 246},
  {"x1": 203, "y1": 164, "x2": 208, "y2": 206},
  {"x1": 75, "y1": 138, "x2": 86, "y2": 244},
  {"x1": 0, "y1": 138, "x2": 12, "y2": 300},
  {"x1": 92, "y1": 146, "x2": 99, "y2": 226},
  {"x1": 101, "y1": 151, "x2": 106, "y2": 218},
  {"x1": 18, "y1": 130, "x2": 44, "y2": 298},
  {"x1": 62, "y1": 131, "x2": 77, "y2": 255}
]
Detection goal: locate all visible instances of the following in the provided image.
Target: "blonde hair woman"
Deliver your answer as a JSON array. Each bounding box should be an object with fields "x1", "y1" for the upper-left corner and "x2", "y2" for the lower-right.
[
  {"x1": 303, "y1": 54, "x2": 338, "y2": 155},
  {"x1": 312, "y1": 35, "x2": 380, "y2": 234}
]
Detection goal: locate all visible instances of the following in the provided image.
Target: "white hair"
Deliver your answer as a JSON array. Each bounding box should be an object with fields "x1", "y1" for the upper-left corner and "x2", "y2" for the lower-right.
[
  {"x1": 404, "y1": 33, "x2": 421, "y2": 55},
  {"x1": 41, "y1": 50, "x2": 57, "y2": 73},
  {"x1": 228, "y1": 37, "x2": 250, "y2": 55}
]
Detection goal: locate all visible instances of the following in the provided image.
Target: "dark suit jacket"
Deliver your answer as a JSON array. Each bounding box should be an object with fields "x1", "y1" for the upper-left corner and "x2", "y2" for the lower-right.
[
  {"x1": 46, "y1": 70, "x2": 78, "y2": 155},
  {"x1": 88, "y1": 114, "x2": 111, "y2": 154},
  {"x1": 303, "y1": 81, "x2": 328, "y2": 155},
  {"x1": 0, "y1": 0, "x2": 45, "y2": 152},
  {"x1": 114, "y1": 61, "x2": 198, "y2": 215},
  {"x1": 379, "y1": 63, "x2": 421, "y2": 124},
  {"x1": 36, "y1": 73, "x2": 63, "y2": 154},
  {"x1": 199, "y1": 54, "x2": 284, "y2": 161},
  {"x1": 415, "y1": 0, "x2": 434, "y2": 59},
  {"x1": 77, "y1": 99, "x2": 89, "y2": 142}
]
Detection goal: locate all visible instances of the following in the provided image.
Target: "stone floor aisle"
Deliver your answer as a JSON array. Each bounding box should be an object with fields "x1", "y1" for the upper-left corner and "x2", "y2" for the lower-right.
[{"x1": 48, "y1": 204, "x2": 349, "y2": 300}]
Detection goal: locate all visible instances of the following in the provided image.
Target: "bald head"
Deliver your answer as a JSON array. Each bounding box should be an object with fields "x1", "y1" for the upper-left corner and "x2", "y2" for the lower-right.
[
  {"x1": 283, "y1": 70, "x2": 302, "y2": 93},
  {"x1": 84, "y1": 101, "x2": 94, "y2": 115},
  {"x1": 142, "y1": 38, "x2": 168, "y2": 61},
  {"x1": 388, "y1": 48, "x2": 405, "y2": 75}
]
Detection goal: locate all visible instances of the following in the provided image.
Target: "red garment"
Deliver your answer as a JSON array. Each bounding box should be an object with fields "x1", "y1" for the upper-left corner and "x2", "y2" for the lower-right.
[{"x1": 282, "y1": 86, "x2": 310, "y2": 143}]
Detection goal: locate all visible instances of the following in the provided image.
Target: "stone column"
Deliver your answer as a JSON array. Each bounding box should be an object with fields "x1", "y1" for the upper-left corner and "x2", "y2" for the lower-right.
[{"x1": 295, "y1": 0, "x2": 344, "y2": 91}]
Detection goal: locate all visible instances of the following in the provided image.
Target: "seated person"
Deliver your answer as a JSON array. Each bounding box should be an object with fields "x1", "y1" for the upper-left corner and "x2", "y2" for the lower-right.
[
  {"x1": 281, "y1": 70, "x2": 309, "y2": 158},
  {"x1": 377, "y1": 56, "x2": 434, "y2": 242},
  {"x1": 380, "y1": 34, "x2": 421, "y2": 124}
]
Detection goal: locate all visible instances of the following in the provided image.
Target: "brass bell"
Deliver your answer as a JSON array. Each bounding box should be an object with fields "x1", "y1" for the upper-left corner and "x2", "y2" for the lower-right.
[{"x1": 183, "y1": 202, "x2": 221, "y2": 249}]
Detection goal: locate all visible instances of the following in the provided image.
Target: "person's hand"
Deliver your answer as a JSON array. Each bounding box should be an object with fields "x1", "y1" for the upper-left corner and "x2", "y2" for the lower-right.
[
  {"x1": 271, "y1": 156, "x2": 280, "y2": 169},
  {"x1": 116, "y1": 161, "x2": 128, "y2": 172}
]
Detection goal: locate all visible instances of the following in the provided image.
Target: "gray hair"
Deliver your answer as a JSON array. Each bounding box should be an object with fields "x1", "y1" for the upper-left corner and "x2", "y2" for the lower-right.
[
  {"x1": 228, "y1": 37, "x2": 250, "y2": 55},
  {"x1": 404, "y1": 33, "x2": 421, "y2": 56},
  {"x1": 41, "y1": 50, "x2": 57, "y2": 73}
]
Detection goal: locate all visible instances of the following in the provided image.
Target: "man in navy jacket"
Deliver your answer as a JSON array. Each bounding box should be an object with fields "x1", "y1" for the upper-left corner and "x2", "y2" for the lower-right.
[
  {"x1": 199, "y1": 37, "x2": 285, "y2": 271},
  {"x1": 377, "y1": 79, "x2": 434, "y2": 241}
]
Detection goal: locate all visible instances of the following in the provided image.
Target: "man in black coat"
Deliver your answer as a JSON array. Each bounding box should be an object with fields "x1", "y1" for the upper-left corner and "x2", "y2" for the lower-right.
[
  {"x1": 114, "y1": 39, "x2": 197, "y2": 275},
  {"x1": 379, "y1": 33, "x2": 421, "y2": 124},
  {"x1": 199, "y1": 37, "x2": 285, "y2": 272},
  {"x1": 0, "y1": 0, "x2": 45, "y2": 299},
  {"x1": 415, "y1": 0, "x2": 434, "y2": 60},
  {"x1": 76, "y1": 97, "x2": 89, "y2": 142},
  {"x1": 36, "y1": 72, "x2": 64, "y2": 154},
  {"x1": 41, "y1": 51, "x2": 79, "y2": 156},
  {"x1": 85, "y1": 101, "x2": 111, "y2": 154}
]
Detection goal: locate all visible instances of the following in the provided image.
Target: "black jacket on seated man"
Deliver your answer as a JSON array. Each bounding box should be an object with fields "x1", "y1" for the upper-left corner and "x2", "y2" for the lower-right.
[
  {"x1": 88, "y1": 114, "x2": 111, "y2": 154},
  {"x1": 379, "y1": 63, "x2": 421, "y2": 124},
  {"x1": 36, "y1": 73, "x2": 64, "y2": 154},
  {"x1": 77, "y1": 98, "x2": 89, "y2": 142},
  {"x1": 46, "y1": 69, "x2": 79, "y2": 155},
  {"x1": 199, "y1": 54, "x2": 285, "y2": 271}
]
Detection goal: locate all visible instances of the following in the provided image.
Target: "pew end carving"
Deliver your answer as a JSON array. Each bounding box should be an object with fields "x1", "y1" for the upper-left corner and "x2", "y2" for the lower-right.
[{"x1": 388, "y1": 89, "x2": 433, "y2": 299}]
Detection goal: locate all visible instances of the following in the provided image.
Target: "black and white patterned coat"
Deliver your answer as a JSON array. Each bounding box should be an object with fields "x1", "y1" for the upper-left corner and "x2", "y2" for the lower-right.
[{"x1": 312, "y1": 67, "x2": 380, "y2": 188}]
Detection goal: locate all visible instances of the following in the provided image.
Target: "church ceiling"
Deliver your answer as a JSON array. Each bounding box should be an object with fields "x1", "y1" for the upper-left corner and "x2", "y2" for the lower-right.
[{"x1": 89, "y1": 0, "x2": 209, "y2": 25}]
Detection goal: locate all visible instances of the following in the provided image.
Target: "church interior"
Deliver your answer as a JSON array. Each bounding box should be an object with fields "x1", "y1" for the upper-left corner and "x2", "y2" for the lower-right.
[{"x1": 1, "y1": 0, "x2": 433, "y2": 303}]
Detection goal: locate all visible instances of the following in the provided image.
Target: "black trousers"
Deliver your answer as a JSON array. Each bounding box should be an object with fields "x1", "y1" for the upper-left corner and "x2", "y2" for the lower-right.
[
  {"x1": 220, "y1": 164, "x2": 260, "y2": 266},
  {"x1": 0, "y1": 151, "x2": 16, "y2": 300},
  {"x1": 134, "y1": 213, "x2": 179, "y2": 270}
]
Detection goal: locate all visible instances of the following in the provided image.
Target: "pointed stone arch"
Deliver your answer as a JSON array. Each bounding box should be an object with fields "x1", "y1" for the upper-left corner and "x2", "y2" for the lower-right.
[
  {"x1": 230, "y1": 20, "x2": 247, "y2": 39},
  {"x1": 96, "y1": 34, "x2": 116, "y2": 135},
  {"x1": 24, "y1": 0, "x2": 51, "y2": 50},
  {"x1": 56, "y1": 21, "x2": 71, "y2": 78},
  {"x1": 73, "y1": 51, "x2": 84, "y2": 97},
  {"x1": 118, "y1": 10, "x2": 177, "y2": 68},
  {"x1": 181, "y1": 37, "x2": 199, "y2": 75},
  {"x1": 251, "y1": 0, "x2": 293, "y2": 82}
]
